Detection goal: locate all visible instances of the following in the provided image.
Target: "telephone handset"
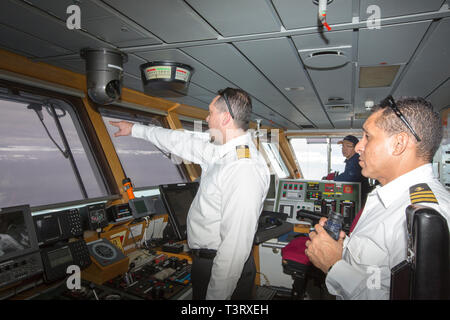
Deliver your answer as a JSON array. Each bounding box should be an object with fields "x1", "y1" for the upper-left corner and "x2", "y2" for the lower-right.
[{"x1": 40, "y1": 239, "x2": 91, "y2": 283}]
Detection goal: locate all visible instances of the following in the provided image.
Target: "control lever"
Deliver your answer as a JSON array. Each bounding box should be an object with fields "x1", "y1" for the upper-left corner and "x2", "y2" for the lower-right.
[
  {"x1": 296, "y1": 209, "x2": 327, "y2": 225},
  {"x1": 89, "y1": 283, "x2": 99, "y2": 300},
  {"x1": 124, "y1": 271, "x2": 134, "y2": 287},
  {"x1": 297, "y1": 209, "x2": 344, "y2": 241}
]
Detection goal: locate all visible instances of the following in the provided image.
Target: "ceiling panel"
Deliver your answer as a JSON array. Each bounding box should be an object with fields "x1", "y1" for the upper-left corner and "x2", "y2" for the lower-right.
[
  {"x1": 28, "y1": 0, "x2": 162, "y2": 47},
  {"x1": 122, "y1": 54, "x2": 147, "y2": 78},
  {"x1": 123, "y1": 73, "x2": 143, "y2": 92},
  {"x1": 0, "y1": 0, "x2": 449, "y2": 131},
  {"x1": 182, "y1": 43, "x2": 308, "y2": 128},
  {"x1": 427, "y1": 78, "x2": 450, "y2": 110},
  {"x1": 394, "y1": 18, "x2": 450, "y2": 111},
  {"x1": 179, "y1": 82, "x2": 216, "y2": 106},
  {"x1": 0, "y1": 23, "x2": 71, "y2": 58},
  {"x1": 82, "y1": 17, "x2": 160, "y2": 47},
  {"x1": 186, "y1": 0, "x2": 280, "y2": 37},
  {"x1": 0, "y1": 0, "x2": 115, "y2": 53},
  {"x1": 359, "y1": 0, "x2": 445, "y2": 20},
  {"x1": 103, "y1": 0, "x2": 218, "y2": 43},
  {"x1": 352, "y1": 119, "x2": 366, "y2": 129},
  {"x1": 272, "y1": 0, "x2": 353, "y2": 30},
  {"x1": 27, "y1": 0, "x2": 110, "y2": 21},
  {"x1": 251, "y1": 101, "x2": 293, "y2": 129},
  {"x1": 234, "y1": 37, "x2": 331, "y2": 127},
  {"x1": 358, "y1": 20, "x2": 431, "y2": 66},
  {"x1": 331, "y1": 118, "x2": 352, "y2": 129},
  {"x1": 308, "y1": 63, "x2": 353, "y2": 105}
]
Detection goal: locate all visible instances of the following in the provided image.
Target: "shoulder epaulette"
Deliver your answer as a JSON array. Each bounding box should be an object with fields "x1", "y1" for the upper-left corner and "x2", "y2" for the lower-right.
[
  {"x1": 409, "y1": 183, "x2": 438, "y2": 204},
  {"x1": 236, "y1": 145, "x2": 251, "y2": 160}
]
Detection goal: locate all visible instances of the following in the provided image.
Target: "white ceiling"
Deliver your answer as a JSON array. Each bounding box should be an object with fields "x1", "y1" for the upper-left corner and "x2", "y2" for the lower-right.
[{"x1": 0, "y1": 0, "x2": 449, "y2": 129}]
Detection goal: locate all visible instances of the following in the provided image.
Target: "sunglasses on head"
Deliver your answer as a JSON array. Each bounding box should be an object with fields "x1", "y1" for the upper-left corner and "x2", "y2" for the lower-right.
[
  {"x1": 380, "y1": 95, "x2": 421, "y2": 142},
  {"x1": 219, "y1": 89, "x2": 235, "y2": 119}
]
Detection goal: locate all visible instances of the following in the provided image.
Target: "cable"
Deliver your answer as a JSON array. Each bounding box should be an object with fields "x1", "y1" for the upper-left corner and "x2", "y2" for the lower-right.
[
  {"x1": 27, "y1": 103, "x2": 68, "y2": 158},
  {"x1": 256, "y1": 271, "x2": 271, "y2": 286},
  {"x1": 126, "y1": 225, "x2": 139, "y2": 250}
]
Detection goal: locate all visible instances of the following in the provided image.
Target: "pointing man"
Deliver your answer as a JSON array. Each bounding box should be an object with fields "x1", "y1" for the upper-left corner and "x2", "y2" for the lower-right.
[{"x1": 110, "y1": 88, "x2": 270, "y2": 300}]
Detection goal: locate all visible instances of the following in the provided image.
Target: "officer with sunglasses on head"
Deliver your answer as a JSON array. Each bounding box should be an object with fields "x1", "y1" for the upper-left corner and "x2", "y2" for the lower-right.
[
  {"x1": 305, "y1": 96, "x2": 450, "y2": 299},
  {"x1": 110, "y1": 88, "x2": 270, "y2": 300}
]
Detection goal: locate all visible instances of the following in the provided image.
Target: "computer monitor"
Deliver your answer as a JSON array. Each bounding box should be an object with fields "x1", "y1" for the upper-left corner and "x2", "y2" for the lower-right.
[
  {"x1": 0, "y1": 204, "x2": 40, "y2": 263},
  {"x1": 159, "y1": 182, "x2": 199, "y2": 241},
  {"x1": 128, "y1": 195, "x2": 165, "y2": 219}
]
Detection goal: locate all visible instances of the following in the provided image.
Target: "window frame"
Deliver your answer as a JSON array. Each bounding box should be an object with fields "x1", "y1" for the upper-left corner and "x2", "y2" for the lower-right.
[
  {"x1": 0, "y1": 79, "x2": 119, "y2": 211},
  {"x1": 260, "y1": 141, "x2": 290, "y2": 179},
  {"x1": 98, "y1": 105, "x2": 190, "y2": 190}
]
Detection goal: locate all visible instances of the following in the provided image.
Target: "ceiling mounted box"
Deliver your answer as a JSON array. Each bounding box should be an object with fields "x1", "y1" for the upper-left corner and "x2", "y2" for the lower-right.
[
  {"x1": 325, "y1": 104, "x2": 351, "y2": 113},
  {"x1": 140, "y1": 61, "x2": 194, "y2": 97},
  {"x1": 299, "y1": 47, "x2": 351, "y2": 69}
]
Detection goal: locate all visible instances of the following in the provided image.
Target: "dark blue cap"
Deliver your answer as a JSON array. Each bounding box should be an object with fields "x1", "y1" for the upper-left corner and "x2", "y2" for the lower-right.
[{"x1": 338, "y1": 135, "x2": 359, "y2": 146}]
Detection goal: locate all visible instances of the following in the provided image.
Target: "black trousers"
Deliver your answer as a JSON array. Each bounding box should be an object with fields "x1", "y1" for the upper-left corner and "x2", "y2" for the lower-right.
[{"x1": 191, "y1": 251, "x2": 256, "y2": 300}]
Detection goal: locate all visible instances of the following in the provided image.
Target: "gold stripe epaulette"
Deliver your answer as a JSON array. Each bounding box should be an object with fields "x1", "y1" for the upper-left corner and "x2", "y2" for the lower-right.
[{"x1": 409, "y1": 183, "x2": 438, "y2": 204}]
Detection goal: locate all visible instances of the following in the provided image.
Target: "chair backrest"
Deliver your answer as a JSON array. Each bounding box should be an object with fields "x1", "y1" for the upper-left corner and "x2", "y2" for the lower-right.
[{"x1": 390, "y1": 204, "x2": 450, "y2": 299}]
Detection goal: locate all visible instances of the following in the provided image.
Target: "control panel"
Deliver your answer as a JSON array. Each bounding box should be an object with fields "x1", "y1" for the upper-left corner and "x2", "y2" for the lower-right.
[
  {"x1": 33, "y1": 208, "x2": 83, "y2": 246},
  {"x1": 106, "y1": 203, "x2": 133, "y2": 223},
  {"x1": 40, "y1": 239, "x2": 91, "y2": 283},
  {"x1": 0, "y1": 251, "x2": 43, "y2": 288},
  {"x1": 102, "y1": 253, "x2": 191, "y2": 300},
  {"x1": 275, "y1": 179, "x2": 361, "y2": 231},
  {"x1": 439, "y1": 143, "x2": 450, "y2": 191},
  {"x1": 80, "y1": 203, "x2": 109, "y2": 230},
  {"x1": 33, "y1": 252, "x2": 192, "y2": 301}
]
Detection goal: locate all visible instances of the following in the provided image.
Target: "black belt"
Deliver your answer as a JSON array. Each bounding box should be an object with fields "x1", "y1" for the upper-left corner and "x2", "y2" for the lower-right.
[{"x1": 191, "y1": 248, "x2": 217, "y2": 259}]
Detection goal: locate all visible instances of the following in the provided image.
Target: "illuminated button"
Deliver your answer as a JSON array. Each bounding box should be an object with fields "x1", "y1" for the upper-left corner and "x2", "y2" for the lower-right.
[{"x1": 294, "y1": 185, "x2": 297, "y2": 190}]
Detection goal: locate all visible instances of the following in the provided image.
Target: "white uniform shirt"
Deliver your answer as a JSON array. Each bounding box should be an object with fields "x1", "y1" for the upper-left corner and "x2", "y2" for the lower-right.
[
  {"x1": 326, "y1": 164, "x2": 450, "y2": 299},
  {"x1": 131, "y1": 124, "x2": 270, "y2": 299}
]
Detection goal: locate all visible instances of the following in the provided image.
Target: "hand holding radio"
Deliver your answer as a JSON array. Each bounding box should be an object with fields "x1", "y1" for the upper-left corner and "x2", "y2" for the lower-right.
[{"x1": 305, "y1": 215, "x2": 345, "y2": 273}]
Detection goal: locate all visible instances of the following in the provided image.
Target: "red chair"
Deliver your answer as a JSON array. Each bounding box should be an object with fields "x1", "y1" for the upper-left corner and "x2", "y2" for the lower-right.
[{"x1": 281, "y1": 208, "x2": 363, "y2": 299}]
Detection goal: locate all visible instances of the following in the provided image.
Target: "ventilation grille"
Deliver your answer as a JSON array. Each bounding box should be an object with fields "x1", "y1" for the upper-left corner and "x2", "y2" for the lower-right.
[{"x1": 359, "y1": 65, "x2": 400, "y2": 88}]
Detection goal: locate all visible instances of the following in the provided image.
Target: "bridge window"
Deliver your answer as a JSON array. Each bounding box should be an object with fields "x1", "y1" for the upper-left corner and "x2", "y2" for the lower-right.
[
  {"x1": 100, "y1": 111, "x2": 188, "y2": 189},
  {"x1": 0, "y1": 96, "x2": 107, "y2": 208},
  {"x1": 290, "y1": 137, "x2": 348, "y2": 180},
  {"x1": 261, "y1": 142, "x2": 289, "y2": 178}
]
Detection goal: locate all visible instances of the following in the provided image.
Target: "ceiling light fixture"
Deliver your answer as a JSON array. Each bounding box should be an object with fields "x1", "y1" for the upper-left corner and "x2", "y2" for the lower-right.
[
  {"x1": 365, "y1": 100, "x2": 375, "y2": 110},
  {"x1": 284, "y1": 86, "x2": 304, "y2": 91}
]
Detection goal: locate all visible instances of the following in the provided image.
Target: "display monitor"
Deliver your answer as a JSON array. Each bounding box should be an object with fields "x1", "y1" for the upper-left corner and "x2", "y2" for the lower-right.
[
  {"x1": 0, "y1": 204, "x2": 40, "y2": 263},
  {"x1": 128, "y1": 195, "x2": 165, "y2": 219},
  {"x1": 159, "y1": 182, "x2": 199, "y2": 241}
]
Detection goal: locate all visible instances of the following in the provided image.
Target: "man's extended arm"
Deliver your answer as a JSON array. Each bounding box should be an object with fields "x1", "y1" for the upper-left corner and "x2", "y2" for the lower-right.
[{"x1": 110, "y1": 121, "x2": 215, "y2": 165}]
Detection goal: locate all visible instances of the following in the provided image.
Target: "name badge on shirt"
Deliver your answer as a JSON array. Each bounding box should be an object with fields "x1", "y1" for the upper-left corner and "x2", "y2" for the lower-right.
[
  {"x1": 409, "y1": 183, "x2": 438, "y2": 204},
  {"x1": 236, "y1": 145, "x2": 250, "y2": 159}
]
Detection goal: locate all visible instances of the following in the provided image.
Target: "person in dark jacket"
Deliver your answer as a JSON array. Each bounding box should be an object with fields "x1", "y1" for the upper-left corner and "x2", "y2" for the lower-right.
[{"x1": 334, "y1": 135, "x2": 370, "y2": 205}]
